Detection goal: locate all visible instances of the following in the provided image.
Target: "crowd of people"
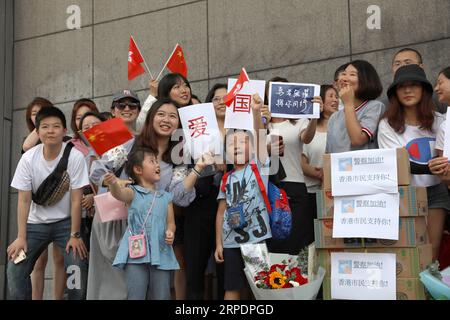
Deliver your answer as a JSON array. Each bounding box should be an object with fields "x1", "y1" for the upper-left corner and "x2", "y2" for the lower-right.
[{"x1": 5, "y1": 47, "x2": 450, "y2": 300}]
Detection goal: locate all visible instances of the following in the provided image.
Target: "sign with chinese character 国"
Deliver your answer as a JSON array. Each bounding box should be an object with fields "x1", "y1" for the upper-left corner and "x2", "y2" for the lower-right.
[
  {"x1": 333, "y1": 193, "x2": 400, "y2": 240},
  {"x1": 178, "y1": 103, "x2": 221, "y2": 160},
  {"x1": 268, "y1": 82, "x2": 321, "y2": 119},
  {"x1": 330, "y1": 148, "x2": 398, "y2": 196},
  {"x1": 331, "y1": 252, "x2": 396, "y2": 300},
  {"x1": 224, "y1": 79, "x2": 266, "y2": 131}
]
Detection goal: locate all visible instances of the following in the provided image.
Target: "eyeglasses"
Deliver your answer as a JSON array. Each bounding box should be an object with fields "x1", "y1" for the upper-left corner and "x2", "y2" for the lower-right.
[
  {"x1": 212, "y1": 96, "x2": 225, "y2": 104},
  {"x1": 114, "y1": 102, "x2": 140, "y2": 110}
]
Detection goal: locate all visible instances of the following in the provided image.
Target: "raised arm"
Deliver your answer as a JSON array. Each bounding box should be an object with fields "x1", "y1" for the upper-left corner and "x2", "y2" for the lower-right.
[
  {"x1": 90, "y1": 140, "x2": 135, "y2": 188},
  {"x1": 168, "y1": 165, "x2": 196, "y2": 207},
  {"x1": 300, "y1": 96, "x2": 322, "y2": 144},
  {"x1": 341, "y1": 85, "x2": 370, "y2": 147},
  {"x1": 182, "y1": 152, "x2": 216, "y2": 190},
  {"x1": 251, "y1": 93, "x2": 268, "y2": 164},
  {"x1": 136, "y1": 79, "x2": 158, "y2": 132},
  {"x1": 22, "y1": 129, "x2": 40, "y2": 153},
  {"x1": 103, "y1": 172, "x2": 134, "y2": 204}
]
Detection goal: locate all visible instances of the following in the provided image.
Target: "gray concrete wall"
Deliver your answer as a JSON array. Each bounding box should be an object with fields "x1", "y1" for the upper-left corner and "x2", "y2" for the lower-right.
[
  {"x1": 0, "y1": 0, "x2": 14, "y2": 300},
  {"x1": 4, "y1": 0, "x2": 450, "y2": 299}
]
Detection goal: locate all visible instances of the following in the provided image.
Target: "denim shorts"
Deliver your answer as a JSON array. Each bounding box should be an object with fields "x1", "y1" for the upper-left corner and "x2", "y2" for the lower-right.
[{"x1": 427, "y1": 183, "x2": 450, "y2": 210}]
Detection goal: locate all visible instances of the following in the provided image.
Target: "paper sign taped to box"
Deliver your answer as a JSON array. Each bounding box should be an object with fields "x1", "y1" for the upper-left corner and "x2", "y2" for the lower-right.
[
  {"x1": 178, "y1": 103, "x2": 222, "y2": 160},
  {"x1": 333, "y1": 193, "x2": 400, "y2": 240},
  {"x1": 224, "y1": 79, "x2": 266, "y2": 131},
  {"x1": 331, "y1": 252, "x2": 396, "y2": 300},
  {"x1": 330, "y1": 148, "x2": 398, "y2": 196}
]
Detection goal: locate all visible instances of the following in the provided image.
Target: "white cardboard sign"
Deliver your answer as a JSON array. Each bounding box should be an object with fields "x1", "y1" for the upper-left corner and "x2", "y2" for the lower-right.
[
  {"x1": 331, "y1": 252, "x2": 396, "y2": 300},
  {"x1": 330, "y1": 148, "x2": 398, "y2": 196}
]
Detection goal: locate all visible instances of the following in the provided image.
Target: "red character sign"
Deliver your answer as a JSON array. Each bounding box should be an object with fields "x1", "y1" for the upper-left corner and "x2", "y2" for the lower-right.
[
  {"x1": 233, "y1": 94, "x2": 252, "y2": 113},
  {"x1": 188, "y1": 116, "x2": 209, "y2": 138}
]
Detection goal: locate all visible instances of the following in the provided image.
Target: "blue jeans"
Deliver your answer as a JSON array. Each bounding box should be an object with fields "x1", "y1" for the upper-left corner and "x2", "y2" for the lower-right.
[
  {"x1": 7, "y1": 218, "x2": 88, "y2": 300},
  {"x1": 124, "y1": 264, "x2": 171, "y2": 300}
]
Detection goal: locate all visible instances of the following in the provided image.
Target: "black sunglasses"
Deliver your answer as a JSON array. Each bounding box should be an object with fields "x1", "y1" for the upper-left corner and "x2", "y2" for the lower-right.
[{"x1": 115, "y1": 102, "x2": 140, "y2": 110}]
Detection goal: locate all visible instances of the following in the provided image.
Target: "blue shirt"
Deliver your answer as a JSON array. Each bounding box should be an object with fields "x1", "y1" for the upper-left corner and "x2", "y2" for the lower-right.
[
  {"x1": 217, "y1": 161, "x2": 272, "y2": 248},
  {"x1": 113, "y1": 185, "x2": 179, "y2": 270}
]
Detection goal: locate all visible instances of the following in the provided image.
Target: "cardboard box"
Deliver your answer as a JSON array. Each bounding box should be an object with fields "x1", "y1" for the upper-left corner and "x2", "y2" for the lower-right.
[
  {"x1": 322, "y1": 277, "x2": 426, "y2": 300},
  {"x1": 316, "y1": 244, "x2": 432, "y2": 278},
  {"x1": 323, "y1": 148, "x2": 411, "y2": 191},
  {"x1": 316, "y1": 186, "x2": 428, "y2": 219},
  {"x1": 314, "y1": 217, "x2": 429, "y2": 249}
]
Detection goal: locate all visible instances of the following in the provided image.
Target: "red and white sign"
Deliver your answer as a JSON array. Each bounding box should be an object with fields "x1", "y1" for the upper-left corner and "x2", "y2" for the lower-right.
[
  {"x1": 224, "y1": 79, "x2": 266, "y2": 131},
  {"x1": 179, "y1": 103, "x2": 221, "y2": 160}
]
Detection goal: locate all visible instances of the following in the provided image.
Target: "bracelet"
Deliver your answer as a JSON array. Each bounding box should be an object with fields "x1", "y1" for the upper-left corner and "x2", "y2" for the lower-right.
[{"x1": 192, "y1": 167, "x2": 201, "y2": 177}]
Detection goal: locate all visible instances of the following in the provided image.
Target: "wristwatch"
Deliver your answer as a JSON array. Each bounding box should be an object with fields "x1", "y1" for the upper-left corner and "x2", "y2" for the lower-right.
[{"x1": 70, "y1": 231, "x2": 81, "y2": 239}]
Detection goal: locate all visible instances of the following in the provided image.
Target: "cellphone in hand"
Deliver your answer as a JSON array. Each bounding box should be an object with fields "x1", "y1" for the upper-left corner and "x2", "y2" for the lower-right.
[
  {"x1": 14, "y1": 249, "x2": 27, "y2": 264},
  {"x1": 270, "y1": 135, "x2": 284, "y2": 157}
]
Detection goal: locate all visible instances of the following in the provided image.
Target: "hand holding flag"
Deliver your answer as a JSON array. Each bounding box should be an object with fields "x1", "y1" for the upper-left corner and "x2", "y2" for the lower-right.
[
  {"x1": 80, "y1": 118, "x2": 133, "y2": 156},
  {"x1": 223, "y1": 68, "x2": 250, "y2": 107}
]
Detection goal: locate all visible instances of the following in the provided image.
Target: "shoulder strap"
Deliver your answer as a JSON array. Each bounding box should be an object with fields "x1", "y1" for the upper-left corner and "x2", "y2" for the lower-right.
[
  {"x1": 250, "y1": 163, "x2": 272, "y2": 213},
  {"x1": 220, "y1": 170, "x2": 233, "y2": 193},
  {"x1": 55, "y1": 142, "x2": 74, "y2": 173}
]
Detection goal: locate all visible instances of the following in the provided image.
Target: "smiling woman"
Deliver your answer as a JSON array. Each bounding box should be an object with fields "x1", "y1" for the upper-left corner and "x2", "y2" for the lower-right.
[{"x1": 378, "y1": 64, "x2": 450, "y2": 261}]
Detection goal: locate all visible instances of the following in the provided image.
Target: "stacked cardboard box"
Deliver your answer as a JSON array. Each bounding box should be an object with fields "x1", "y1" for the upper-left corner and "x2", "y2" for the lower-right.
[{"x1": 315, "y1": 148, "x2": 431, "y2": 300}]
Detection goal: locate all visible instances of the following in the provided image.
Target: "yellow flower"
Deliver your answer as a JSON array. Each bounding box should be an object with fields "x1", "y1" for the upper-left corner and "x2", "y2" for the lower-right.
[{"x1": 269, "y1": 271, "x2": 286, "y2": 289}]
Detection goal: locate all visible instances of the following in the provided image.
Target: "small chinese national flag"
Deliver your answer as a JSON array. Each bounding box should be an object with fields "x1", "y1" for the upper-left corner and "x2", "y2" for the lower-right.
[
  {"x1": 166, "y1": 44, "x2": 188, "y2": 78},
  {"x1": 128, "y1": 36, "x2": 146, "y2": 80},
  {"x1": 81, "y1": 118, "x2": 133, "y2": 156},
  {"x1": 224, "y1": 68, "x2": 250, "y2": 107}
]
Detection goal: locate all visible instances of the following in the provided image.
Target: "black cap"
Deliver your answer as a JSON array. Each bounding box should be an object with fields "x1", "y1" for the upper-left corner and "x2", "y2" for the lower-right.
[{"x1": 387, "y1": 64, "x2": 433, "y2": 99}]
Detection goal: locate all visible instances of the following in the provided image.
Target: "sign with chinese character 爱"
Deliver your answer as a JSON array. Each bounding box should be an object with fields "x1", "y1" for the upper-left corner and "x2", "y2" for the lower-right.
[
  {"x1": 178, "y1": 103, "x2": 221, "y2": 160},
  {"x1": 268, "y1": 82, "x2": 321, "y2": 119},
  {"x1": 330, "y1": 148, "x2": 398, "y2": 196},
  {"x1": 224, "y1": 79, "x2": 266, "y2": 131},
  {"x1": 331, "y1": 252, "x2": 396, "y2": 300},
  {"x1": 333, "y1": 193, "x2": 400, "y2": 240}
]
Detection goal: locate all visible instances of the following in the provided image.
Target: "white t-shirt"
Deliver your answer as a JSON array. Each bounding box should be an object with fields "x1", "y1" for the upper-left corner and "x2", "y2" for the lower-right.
[
  {"x1": 303, "y1": 131, "x2": 327, "y2": 193},
  {"x1": 377, "y1": 113, "x2": 444, "y2": 187},
  {"x1": 268, "y1": 119, "x2": 308, "y2": 183},
  {"x1": 435, "y1": 116, "x2": 449, "y2": 151},
  {"x1": 11, "y1": 142, "x2": 90, "y2": 224}
]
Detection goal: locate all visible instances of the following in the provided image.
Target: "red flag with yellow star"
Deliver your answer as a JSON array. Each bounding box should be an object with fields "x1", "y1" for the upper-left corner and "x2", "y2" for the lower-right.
[
  {"x1": 166, "y1": 44, "x2": 188, "y2": 78},
  {"x1": 81, "y1": 118, "x2": 133, "y2": 156}
]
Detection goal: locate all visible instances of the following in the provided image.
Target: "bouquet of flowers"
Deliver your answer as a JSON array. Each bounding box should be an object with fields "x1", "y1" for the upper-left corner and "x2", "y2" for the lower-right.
[
  {"x1": 254, "y1": 259, "x2": 308, "y2": 289},
  {"x1": 241, "y1": 243, "x2": 325, "y2": 300}
]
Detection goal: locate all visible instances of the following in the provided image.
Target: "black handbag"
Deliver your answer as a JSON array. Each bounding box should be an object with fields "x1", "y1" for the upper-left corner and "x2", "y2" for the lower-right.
[{"x1": 32, "y1": 142, "x2": 74, "y2": 206}]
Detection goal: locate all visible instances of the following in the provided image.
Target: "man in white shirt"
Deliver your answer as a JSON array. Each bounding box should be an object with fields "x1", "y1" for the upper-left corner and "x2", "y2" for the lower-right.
[
  {"x1": 7, "y1": 106, "x2": 90, "y2": 300},
  {"x1": 382, "y1": 48, "x2": 447, "y2": 113}
]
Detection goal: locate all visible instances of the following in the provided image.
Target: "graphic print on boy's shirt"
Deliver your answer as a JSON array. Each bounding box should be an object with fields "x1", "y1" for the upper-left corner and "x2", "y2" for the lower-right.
[{"x1": 219, "y1": 164, "x2": 272, "y2": 248}]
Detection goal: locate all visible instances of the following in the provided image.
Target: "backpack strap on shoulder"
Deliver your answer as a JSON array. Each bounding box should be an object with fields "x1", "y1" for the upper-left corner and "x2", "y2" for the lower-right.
[
  {"x1": 250, "y1": 162, "x2": 272, "y2": 213},
  {"x1": 220, "y1": 170, "x2": 233, "y2": 193}
]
